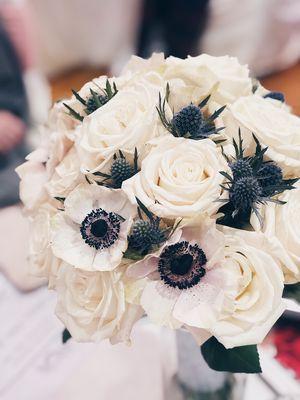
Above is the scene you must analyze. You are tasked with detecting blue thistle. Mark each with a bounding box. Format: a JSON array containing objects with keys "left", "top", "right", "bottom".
[
  {"left": 264, "top": 92, "right": 285, "bottom": 102},
  {"left": 110, "top": 157, "right": 133, "bottom": 187},
  {"left": 128, "top": 219, "right": 166, "bottom": 254},
  {"left": 172, "top": 105, "right": 202, "bottom": 136},
  {"left": 91, "top": 148, "right": 139, "bottom": 189},
  {"left": 156, "top": 85, "right": 225, "bottom": 141},
  {"left": 218, "top": 130, "right": 298, "bottom": 228},
  {"left": 229, "top": 177, "right": 262, "bottom": 212},
  {"left": 230, "top": 159, "right": 253, "bottom": 181},
  {"left": 257, "top": 163, "right": 283, "bottom": 196}
]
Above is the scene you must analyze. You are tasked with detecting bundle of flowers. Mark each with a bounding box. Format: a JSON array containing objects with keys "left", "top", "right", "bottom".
[{"left": 17, "top": 53, "right": 300, "bottom": 373}]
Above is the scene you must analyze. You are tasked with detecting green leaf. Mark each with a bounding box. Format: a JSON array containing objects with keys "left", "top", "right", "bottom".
[
  {"left": 62, "top": 328, "right": 72, "bottom": 344},
  {"left": 135, "top": 197, "right": 154, "bottom": 221},
  {"left": 133, "top": 147, "right": 139, "bottom": 173},
  {"left": 219, "top": 170, "right": 233, "bottom": 182},
  {"left": 105, "top": 79, "right": 113, "bottom": 98},
  {"left": 90, "top": 88, "right": 102, "bottom": 108},
  {"left": 198, "top": 94, "right": 211, "bottom": 109},
  {"left": 123, "top": 248, "right": 144, "bottom": 261},
  {"left": 201, "top": 337, "right": 262, "bottom": 374},
  {"left": 71, "top": 89, "right": 86, "bottom": 106},
  {"left": 54, "top": 196, "right": 66, "bottom": 203},
  {"left": 63, "top": 103, "right": 84, "bottom": 122},
  {"left": 206, "top": 105, "right": 226, "bottom": 122},
  {"left": 92, "top": 171, "right": 111, "bottom": 179}
]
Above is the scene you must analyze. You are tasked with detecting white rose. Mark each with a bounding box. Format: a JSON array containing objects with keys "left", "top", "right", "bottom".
[
  {"left": 51, "top": 183, "right": 136, "bottom": 271},
  {"left": 164, "top": 54, "right": 252, "bottom": 111},
  {"left": 16, "top": 150, "right": 49, "bottom": 214},
  {"left": 211, "top": 228, "right": 285, "bottom": 349},
  {"left": 251, "top": 185, "right": 300, "bottom": 283},
  {"left": 48, "top": 101, "right": 78, "bottom": 141},
  {"left": 121, "top": 52, "right": 166, "bottom": 76},
  {"left": 123, "top": 136, "right": 226, "bottom": 219},
  {"left": 45, "top": 108, "right": 75, "bottom": 177},
  {"left": 224, "top": 95, "right": 300, "bottom": 175},
  {"left": 28, "top": 202, "right": 61, "bottom": 288},
  {"left": 77, "top": 72, "right": 165, "bottom": 173},
  {"left": 55, "top": 263, "right": 142, "bottom": 343},
  {"left": 45, "top": 146, "right": 83, "bottom": 198}
]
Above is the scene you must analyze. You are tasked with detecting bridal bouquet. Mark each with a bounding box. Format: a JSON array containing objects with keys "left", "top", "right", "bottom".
[{"left": 17, "top": 54, "right": 300, "bottom": 373}]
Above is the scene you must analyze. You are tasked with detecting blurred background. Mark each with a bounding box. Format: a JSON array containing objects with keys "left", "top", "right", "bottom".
[{"left": 0, "top": 0, "right": 299, "bottom": 399}]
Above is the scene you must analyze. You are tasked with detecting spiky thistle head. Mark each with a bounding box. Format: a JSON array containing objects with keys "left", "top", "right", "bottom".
[
  {"left": 85, "top": 94, "right": 108, "bottom": 114},
  {"left": 128, "top": 219, "right": 166, "bottom": 254},
  {"left": 218, "top": 131, "right": 298, "bottom": 228},
  {"left": 172, "top": 105, "right": 202, "bottom": 136},
  {"left": 89, "top": 148, "right": 139, "bottom": 189},
  {"left": 229, "top": 159, "right": 253, "bottom": 180},
  {"left": 229, "top": 176, "right": 262, "bottom": 212},
  {"left": 65, "top": 80, "right": 118, "bottom": 120},
  {"left": 264, "top": 91, "right": 285, "bottom": 103},
  {"left": 257, "top": 163, "right": 283, "bottom": 196},
  {"left": 157, "top": 86, "right": 225, "bottom": 141},
  {"left": 123, "top": 197, "right": 171, "bottom": 258},
  {"left": 110, "top": 157, "right": 133, "bottom": 187}
]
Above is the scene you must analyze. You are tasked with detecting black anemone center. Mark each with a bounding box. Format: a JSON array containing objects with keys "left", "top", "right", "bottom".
[
  {"left": 91, "top": 219, "right": 108, "bottom": 238},
  {"left": 158, "top": 241, "right": 207, "bottom": 290},
  {"left": 170, "top": 254, "right": 193, "bottom": 276},
  {"left": 80, "top": 208, "right": 121, "bottom": 250}
]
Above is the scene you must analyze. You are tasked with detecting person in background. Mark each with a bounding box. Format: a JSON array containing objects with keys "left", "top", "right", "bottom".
[
  {"left": 0, "top": 5, "right": 29, "bottom": 207},
  {"left": 137, "top": 0, "right": 210, "bottom": 58}
]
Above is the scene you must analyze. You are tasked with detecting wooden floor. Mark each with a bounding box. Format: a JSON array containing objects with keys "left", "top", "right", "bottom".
[{"left": 50, "top": 63, "right": 300, "bottom": 115}]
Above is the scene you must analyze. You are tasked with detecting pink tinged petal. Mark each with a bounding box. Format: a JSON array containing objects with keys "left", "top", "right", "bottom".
[
  {"left": 126, "top": 256, "right": 159, "bottom": 279},
  {"left": 185, "top": 326, "right": 212, "bottom": 346},
  {"left": 173, "top": 272, "right": 229, "bottom": 329},
  {"left": 141, "top": 281, "right": 182, "bottom": 329}
]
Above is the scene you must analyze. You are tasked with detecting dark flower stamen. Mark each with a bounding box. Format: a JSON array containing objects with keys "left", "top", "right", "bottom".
[
  {"left": 158, "top": 241, "right": 207, "bottom": 290},
  {"left": 90, "top": 219, "right": 108, "bottom": 237},
  {"left": 80, "top": 208, "right": 121, "bottom": 250}
]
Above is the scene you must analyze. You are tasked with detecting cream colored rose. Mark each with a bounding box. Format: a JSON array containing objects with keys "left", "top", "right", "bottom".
[
  {"left": 45, "top": 109, "right": 75, "bottom": 177},
  {"left": 28, "top": 202, "right": 61, "bottom": 288},
  {"left": 48, "top": 101, "right": 78, "bottom": 141},
  {"left": 55, "top": 263, "right": 142, "bottom": 343},
  {"left": 251, "top": 185, "right": 300, "bottom": 283},
  {"left": 164, "top": 54, "right": 252, "bottom": 111},
  {"left": 45, "top": 146, "right": 83, "bottom": 198},
  {"left": 77, "top": 72, "right": 165, "bottom": 173},
  {"left": 224, "top": 95, "right": 300, "bottom": 175},
  {"left": 16, "top": 149, "right": 49, "bottom": 214},
  {"left": 123, "top": 136, "right": 226, "bottom": 219},
  {"left": 210, "top": 228, "right": 285, "bottom": 349},
  {"left": 121, "top": 52, "right": 166, "bottom": 76}
]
